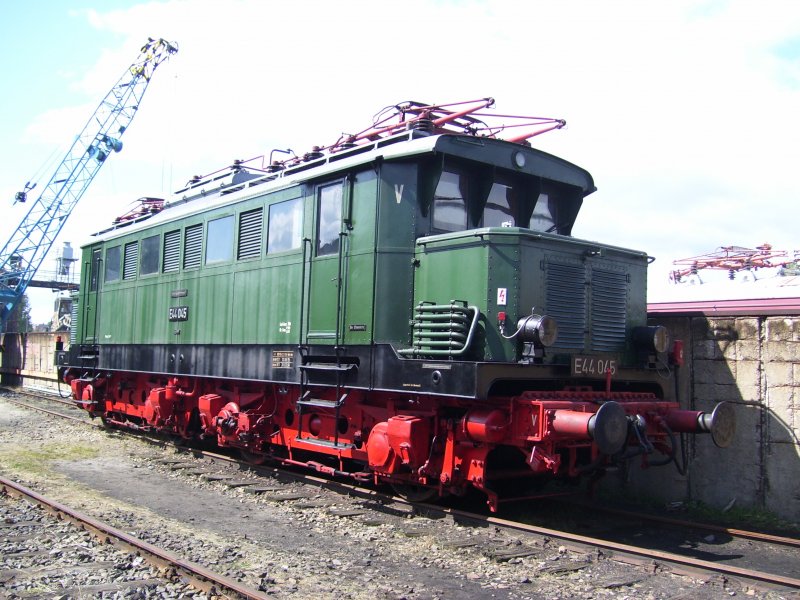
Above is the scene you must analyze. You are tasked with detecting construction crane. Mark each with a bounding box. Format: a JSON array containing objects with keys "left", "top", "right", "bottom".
[
  {"left": 670, "top": 244, "right": 799, "bottom": 283},
  {"left": 0, "top": 37, "right": 177, "bottom": 330}
]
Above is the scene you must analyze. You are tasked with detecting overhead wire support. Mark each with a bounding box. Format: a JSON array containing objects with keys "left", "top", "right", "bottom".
[{"left": 0, "top": 37, "right": 177, "bottom": 328}]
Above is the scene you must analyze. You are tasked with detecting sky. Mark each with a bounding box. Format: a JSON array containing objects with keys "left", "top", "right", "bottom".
[{"left": 1, "top": 0, "right": 799, "bottom": 324}]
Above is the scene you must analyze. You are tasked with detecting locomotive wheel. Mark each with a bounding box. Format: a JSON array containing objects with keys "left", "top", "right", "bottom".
[
  {"left": 390, "top": 483, "right": 438, "bottom": 503},
  {"left": 240, "top": 449, "right": 269, "bottom": 465}
]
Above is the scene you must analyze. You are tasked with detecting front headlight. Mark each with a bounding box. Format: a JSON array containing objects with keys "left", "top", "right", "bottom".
[
  {"left": 517, "top": 314, "right": 558, "bottom": 348},
  {"left": 632, "top": 325, "right": 670, "bottom": 353}
]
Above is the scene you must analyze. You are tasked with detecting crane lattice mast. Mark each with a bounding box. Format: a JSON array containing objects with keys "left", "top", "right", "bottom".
[{"left": 0, "top": 37, "right": 177, "bottom": 329}]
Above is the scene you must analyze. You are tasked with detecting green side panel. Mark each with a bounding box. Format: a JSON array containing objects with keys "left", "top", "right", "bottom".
[
  {"left": 373, "top": 162, "right": 418, "bottom": 344},
  {"left": 346, "top": 171, "right": 377, "bottom": 253},
  {"left": 96, "top": 287, "right": 135, "bottom": 344},
  {"left": 373, "top": 251, "right": 415, "bottom": 344},
  {"left": 342, "top": 253, "right": 375, "bottom": 345},
  {"left": 231, "top": 260, "right": 303, "bottom": 344},
  {"left": 412, "top": 242, "right": 491, "bottom": 359},
  {"left": 175, "top": 271, "right": 233, "bottom": 344},
  {"left": 134, "top": 277, "right": 175, "bottom": 344},
  {"left": 485, "top": 238, "right": 522, "bottom": 361}
]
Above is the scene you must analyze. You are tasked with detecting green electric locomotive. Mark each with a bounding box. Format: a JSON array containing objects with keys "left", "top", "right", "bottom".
[{"left": 60, "top": 99, "right": 734, "bottom": 510}]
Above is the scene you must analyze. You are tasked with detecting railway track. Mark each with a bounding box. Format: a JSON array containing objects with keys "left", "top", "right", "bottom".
[
  {"left": 178, "top": 448, "right": 800, "bottom": 592},
  {"left": 3, "top": 386, "right": 799, "bottom": 596},
  {"left": 0, "top": 474, "right": 266, "bottom": 599}
]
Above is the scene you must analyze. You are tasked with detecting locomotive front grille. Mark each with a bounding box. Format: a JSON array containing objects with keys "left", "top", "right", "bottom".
[
  {"left": 545, "top": 262, "right": 629, "bottom": 351},
  {"left": 590, "top": 269, "right": 628, "bottom": 351},
  {"left": 545, "top": 263, "right": 585, "bottom": 349}
]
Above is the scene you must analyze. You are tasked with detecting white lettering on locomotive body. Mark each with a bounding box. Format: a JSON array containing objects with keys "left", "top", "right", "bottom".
[
  {"left": 394, "top": 183, "right": 404, "bottom": 204},
  {"left": 279, "top": 321, "right": 292, "bottom": 334},
  {"left": 168, "top": 306, "right": 189, "bottom": 321},
  {"left": 572, "top": 355, "right": 617, "bottom": 377}
]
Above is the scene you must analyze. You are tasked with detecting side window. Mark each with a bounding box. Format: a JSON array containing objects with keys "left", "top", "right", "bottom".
[
  {"left": 123, "top": 242, "right": 138, "bottom": 280},
  {"left": 140, "top": 234, "right": 160, "bottom": 275},
  {"left": 183, "top": 223, "right": 203, "bottom": 269},
  {"left": 433, "top": 170, "right": 468, "bottom": 232},
  {"left": 205, "top": 215, "right": 234, "bottom": 264},
  {"left": 237, "top": 207, "right": 263, "bottom": 260},
  {"left": 316, "top": 184, "right": 342, "bottom": 256},
  {"left": 267, "top": 197, "right": 303, "bottom": 254},
  {"left": 484, "top": 181, "right": 517, "bottom": 228},
  {"left": 162, "top": 230, "right": 180, "bottom": 273},
  {"left": 104, "top": 246, "right": 121, "bottom": 282}
]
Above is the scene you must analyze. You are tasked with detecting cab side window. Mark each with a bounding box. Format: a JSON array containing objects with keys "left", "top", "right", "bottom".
[
  {"left": 267, "top": 197, "right": 303, "bottom": 254},
  {"left": 104, "top": 246, "right": 121, "bottom": 282},
  {"left": 140, "top": 235, "right": 160, "bottom": 275},
  {"left": 205, "top": 215, "right": 234, "bottom": 264}
]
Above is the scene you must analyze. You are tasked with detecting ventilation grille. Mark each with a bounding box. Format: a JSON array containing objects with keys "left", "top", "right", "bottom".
[
  {"left": 238, "top": 208, "right": 263, "bottom": 260},
  {"left": 69, "top": 296, "right": 79, "bottom": 345},
  {"left": 123, "top": 242, "right": 138, "bottom": 280},
  {"left": 163, "top": 230, "right": 180, "bottom": 273},
  {"left": 183, "top": 224, "right": 203, "bottom": 269},
  {"left": 545, "top": 263, "right": 586, "bottom": 349},
  {"left": 590, "top": 269, "right": 628, "bottom": 351}
]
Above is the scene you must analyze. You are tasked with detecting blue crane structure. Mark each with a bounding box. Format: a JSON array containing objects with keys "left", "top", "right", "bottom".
[{"left": 0, "top": 37, "right": 177, "bottom": 330}]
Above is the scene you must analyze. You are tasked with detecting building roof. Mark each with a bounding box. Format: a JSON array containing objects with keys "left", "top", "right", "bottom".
[{"left": 648, "top": 273, "right": 800, "bottom": 316}]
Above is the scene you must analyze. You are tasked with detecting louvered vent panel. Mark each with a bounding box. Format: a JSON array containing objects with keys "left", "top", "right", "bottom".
[
  {"left": 545, "top": 263, "right": 586, "bottom": 349},
  {"left": 162, "top": 230, "right": 180, "bottom": 273},
  {"left": 591, "top": 269, "right": 628, "bottom": 351},
  {"left": 123, "top": 242, "right": 138, "bottom": 280},
  {"left": 69, "top": 297, "right": 79, "bottom": 345},
  {"left": 237, "top": 208, "right": 263, "bottom": 260},
  {"left": 183, "top": 224, "right": 203, "bottom": 269}
]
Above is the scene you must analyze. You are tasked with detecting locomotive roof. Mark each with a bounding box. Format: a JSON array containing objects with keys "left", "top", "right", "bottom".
[{"left": 90, "top": 130, "right": 595, "bottom": 245}]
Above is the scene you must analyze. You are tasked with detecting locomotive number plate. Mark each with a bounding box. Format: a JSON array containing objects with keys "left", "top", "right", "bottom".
[
  {"left": 571, "top": 355, "right": 617, "bottom": 377},
  {"left": 168, "top": 306, "right": 189, "bottom": 321}
]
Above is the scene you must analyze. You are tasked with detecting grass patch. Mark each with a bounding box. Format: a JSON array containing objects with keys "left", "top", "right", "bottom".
[
  {"left": 682, "top": 500, "right": 800, "bottom": 535},
  {"left": 593, "top": 486, "right": 799, "bottom": 535},
  {"left": 0, "top": 443, "right": 99, "bottom": 476}
]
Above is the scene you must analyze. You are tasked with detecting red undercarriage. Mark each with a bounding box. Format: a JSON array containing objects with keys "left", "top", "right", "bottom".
[{"left": 65, "top": 370, "right": 708, "bottom": 511}]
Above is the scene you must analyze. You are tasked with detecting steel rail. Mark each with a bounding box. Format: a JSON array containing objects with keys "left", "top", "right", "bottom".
[
  {"left": 424, "top": 505, "right": 800, "bottom": 590},
  {"left": 3, "top": 385, "right": 74, "bottom": 404},
  {"left": 0, "top": 475, "right": 267, "bottom": 600},
  {"left": 2, "top": 396, "right": 98, "bottom": 425},
  {"left": 581, "top": 504, "right": 800, "bottom": 549}
]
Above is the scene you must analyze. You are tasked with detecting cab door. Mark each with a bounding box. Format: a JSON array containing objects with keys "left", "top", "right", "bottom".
[
  {"left": 306, "top": 180, "right": 346, "bottom": 345},
  {"left": 81, "top": 246, "right": 103, "bottom": 344}
]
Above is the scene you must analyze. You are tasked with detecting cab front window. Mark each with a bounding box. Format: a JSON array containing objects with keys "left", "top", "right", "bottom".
[
  {"left": 483, "top": 180, "right": 518, "bottom": 228},
  {"left": 433, "top": 170, "right": 468, "bottom": 232}
]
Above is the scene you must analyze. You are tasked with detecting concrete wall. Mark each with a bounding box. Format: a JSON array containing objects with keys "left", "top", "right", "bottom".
[
  {"left": 0, "top": 332, "right": 65, "bottom": 392},
  {"left": 625, "top": 315, "right": 800, "bottom": 523}
]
